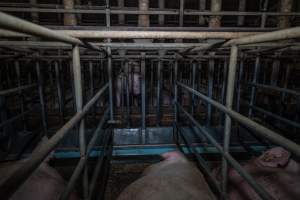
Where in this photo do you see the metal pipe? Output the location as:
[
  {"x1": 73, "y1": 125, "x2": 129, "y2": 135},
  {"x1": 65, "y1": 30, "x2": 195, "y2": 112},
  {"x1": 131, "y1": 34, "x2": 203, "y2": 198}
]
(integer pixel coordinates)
[
  {"x1": 60, "y1": 109, "x2": 109, "y2": 200},
  {"x1": 207, "y1": 53, "x2": 215, "y2": 126},
  {"x1": 248, "y1": 56, "x2": 260, "y2": 117},
  {"x1": 221, "y1": 45, "x2": 238, "y2": 199},
  {"x1": 72, "y1": 45, "x2": 88, "y2": 199},
  {"x1": 55, "y1": 61, "x2": 64, "y2": 123},
  {"x1": 35, "y1": 61, "x2": 48, "y2": 135},
  {"x1": 237, "y1": 0, "x2": 246, "y2": 26},
  {"x1": 225, "y1": 26, "x2": 300, "y2": 46},
  {"x1": 63, "y1": 0, "x2": 77, "y2": 26},
  {"x1": 0, "y1": 12, "x2": 103, "y2": 52},
  {"x1": 278, "y1": 0, "x2": 294, "y2": 28},
  {"x1": 108, "y1": 47, "x2": 114, "y2": 120},
  {"x1": 209, "y1": 0, "x2": 222, "y2": 28},
  {"x1": 177, "y1": 82, "x2": 300, "y2": 158},
  {"x1": 179, "y1": 0, "x2": 184, "y2": 27},
  {"x1": 191, "y1": 62, "x2": 196, "y2": 116},
  {"x1": 158, "y1": 0, "x2": 165, "y2": 25},
  {"x1": 0, "y1": 83, "x2": 108, "y2": 199},
  {"x1": 157, "y1": 58, "x2": 162, "y2": 126},
  {"x1": 138, "y1": 0, "x2": 149, "y2": 27},
  {"x1": 199, "y1": 0, "x2": 206, "y2": 25},
  {"x1": 118, "y1": 0, "x2": 125, "y2": 25},
  {"x1": 177, "y1": 103, "x2": 275, "y2": 200},
  {"x1": 141, "y1": 52, "x2": 146, "y2": 143},
  {"x1": 0, "y1": 84, "x2": 37, "y2": 96}
]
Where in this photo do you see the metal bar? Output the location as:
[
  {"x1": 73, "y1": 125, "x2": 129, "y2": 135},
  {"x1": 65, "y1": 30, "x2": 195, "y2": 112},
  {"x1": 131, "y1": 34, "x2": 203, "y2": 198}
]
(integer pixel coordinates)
[
  {"x1": 0, "y1": 84, "x2": 37, "y2": 96},
  {"x1": 191, "y1": 61, "x2": 196, "y2": 116},
  {"x1": 0, "y1": 12, "x2": 103, "y2": 52},
  {"x1": 225, "y1": 26, "x2": 300, "y2": 46},
  {"x1": 0, "y1": 105, "x2": 39, "y2": 128},
  {"x1": 118, "y1": 0, "x2": 125, "y2": 25},
  {"x1": 141, "y1": 52, "x2": 146, "y2": 143},
  {"x1": 260, "y1": 0, "x2": 269, "y2": 28},
  {"x1": 88, "y1": 128, "x2": 112, "y2": 200},
  {"x1": 0, "y1": 83, "x2": 108, "y2": 199},
  {"x1": 177, "y1": 102, "x2": 274, "y2": 200},
  {"x1": 63, "y1": 0, "x2": 77, "y2": 26},
  {"x1": 179, "y1": 0, "x2": 184, "y2": 27},
  {"x1": 278, "y1": 0, "x2": 294, "y2": 28},
  {"x1": 0, "y1": 29, "x2": 261, "y2": 39},
  {"x1": 236, "y1": 57, "x2": 244, "y2": 112},
  {"x1": 177, "y1": 82, "x2": 300, "y2": 158},
  {"x1": 209, "y1": 0, "x2": 222, "y2": 28},
  {"x1": 237, "y1": 0, "x2": 246, "y2": 26},
  {"x1": 35, "y1": 61, "x2": 48, "y2": 135},
  {"x1": 156, "y1": 58, "x2": 162, "y2": 126},
  {"x1": 198, "y1": 0, "x2": 206, "y2": 25},
  {"x1": 72, "y1": 45, "x2": 88, "y2": 199},
  {"x1": 158, "y1": 0, "x2": 165, "y2": 25},
  {"x1": 60, "y1": 109, "x2": 109, "y2": 200},
  {"x1": 138, "y1": 0, "x2": 149, "y2": 27},
  {"x1": 207, "y1": 54, "x2": 215, "y2": 126},
  {"x1": 108, "y1": 47, "x2": 114, "y2": 120},
  {"x1": 247, "y1": 104, "x2": 300, "y2": 129},
  {"x1": 249, "y1": 83, "x2": 300, "y2": 96},
  {"x1": 173, "y1": 59, "x2": 179, "y2": 143},
  {"x1": 221, "y1": 45, "x2": 238, "y2": 199},
  {"x1": 55, "y1": 61, "x2": 64, "y2": 123},
  {"x1": 248, "y1": 56, "x2": 260, "y2": 117}
]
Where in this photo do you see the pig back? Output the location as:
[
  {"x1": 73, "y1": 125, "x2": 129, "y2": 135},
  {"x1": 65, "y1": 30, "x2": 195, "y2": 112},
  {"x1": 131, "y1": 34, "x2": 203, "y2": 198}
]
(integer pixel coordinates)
[
  {"x1": 118, "y1": 152, "x2": 216, "y2": 200},
  {"x1": 0, "y1": 161, "x2": 79, "y2": 200}
]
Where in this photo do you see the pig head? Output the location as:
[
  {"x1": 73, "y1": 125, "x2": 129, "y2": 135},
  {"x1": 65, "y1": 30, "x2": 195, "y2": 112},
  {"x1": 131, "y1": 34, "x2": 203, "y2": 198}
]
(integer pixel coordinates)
[
  {"x1": 117, "y1": 151, "x2": 216, "y2": 200},
  {"x1": 226, "y1": 147, "x2": 300, "y2": 200}
]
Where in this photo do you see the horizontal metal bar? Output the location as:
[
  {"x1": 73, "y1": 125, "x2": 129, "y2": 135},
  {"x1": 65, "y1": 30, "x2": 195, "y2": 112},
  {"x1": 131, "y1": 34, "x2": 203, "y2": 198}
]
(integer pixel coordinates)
[
  {"x1": 0, "y1": 105, "x2": 39, "y2": 128},
  {"x1": 0, "y1": 84, "x2": 37, "y2": 96},
  {"x1": 247, "y1": 104, "x2": 300, "y2": 129},
  {"x1": 176, "y1": 103, "x2": 274, "y2": 200},
  {"x1": 0, "y1": 12, "x2": 103, "y2": 52},
  {"x1": 249, "y1": 83, "x2": 300, "y2": 96},
  {"x1": 177, "y1": 82, "x2": 300, "y2": 158},
  {"x1": 1, "y1": 7, "x2": 299, "y2": 16},
  {"x1": 225, "y1": 26, "x2": 300, "y2": 46},
  {"x1": 0, "y1": 29, "x2": 260, "y2": 39},
  {"x1": 0, "y1": 83, "x2": 109, "y2": 199}
]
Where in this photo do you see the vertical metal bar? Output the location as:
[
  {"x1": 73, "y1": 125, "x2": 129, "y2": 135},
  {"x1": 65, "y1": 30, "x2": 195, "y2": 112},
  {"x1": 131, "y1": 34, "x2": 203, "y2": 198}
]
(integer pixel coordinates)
[
  {"x1": 30, "y1": 0, "x2": 39, "y2": 23},
  {"x1": 174, "y1": 59, "x2": 179, "y2": 143},
  {"x1": 209, "y1": 0, "x2": 222, "y2": 28},
  {"x1": 138, "y1": 0, "x2": 150, "y2": 27},
  {"x1": 14, "y1": 61, "x2": 26, "y2": 131},
  {"x1": 55, "y1": 61, "x2": 64, "y2": 123},
  {"x1": 248, "y1": 56, "x2": 260, "y2": 117},
  {"x1": 108, "y1": 47, "x2": 114, "y2": 120},
  {"x1": 179, "y1": 0, "x2": 184, "y2": 27},
  {"x1": 191, "y1": 61, "x2": 196, "y2": 116},
  {"x1": 150, "y1": 60, "x2": 154, "y2": 107},
  {"x1": 221, "y1": 45, "x2": 238, "y2": 199},
  {"x1": 207, "y1": 54, "x2": 215, "y2": 127},
  {"x1": 260, "y1": 0, "x2": 269, "y2": 28},
  {"x1": 141, "y1": 52, "x2": 146, "y2": 144},
  {"x1": 125, "y1": 61, "x2": 130, "y2": 127},
  {"x1": 199, "y1": 0, "x2": 206, "y2": 25},
  {"x1": 156, "y1": 58, "x2": 162, "y2": 126},
  {"x1": 118, "y1": 0, "x2": 125, "y2": 25},
  {"x1": 236, "y1": 56, "x2": 244, "y2": 112},
  {"x1": 278, "y1": 0, "x2": 293, "y2": 28},
  {"x1": 63, "y1": 0, "x2": 77, "y2": 26},
  {"x1": 159, "y1": 0, "x2": 165, "y2": 26},
  {"x1": 88, "y1": 61, "x2": 96, "y2": 125},
  {"x1": 270, "y1": 57, "x2": 280, "y2": 86},
  {"x1": 72, "y1": 45, "x2": 88, "y2": 199},
  {"x1": 35, "y1": 60, "x2": 48, "y2": 136},
  {"x1": 237, "y1": 0, "x2": 246, "y2": 26}
]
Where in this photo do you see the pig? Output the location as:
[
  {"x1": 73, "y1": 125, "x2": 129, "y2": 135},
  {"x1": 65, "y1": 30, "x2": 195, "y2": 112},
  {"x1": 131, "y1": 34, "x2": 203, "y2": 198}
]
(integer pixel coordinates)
[
  {"x1": 215, "y1": 147, "x2": 300, "y2": 200},
  {"x1": 116, "y1": 63, "x2": 141, "y2": 107},
  {"x1": 117, "y1": 151, "x2": 216, "y2": 200},
  {"x1": 0, "y1": 138, "x2": 79, "y2": 200}
]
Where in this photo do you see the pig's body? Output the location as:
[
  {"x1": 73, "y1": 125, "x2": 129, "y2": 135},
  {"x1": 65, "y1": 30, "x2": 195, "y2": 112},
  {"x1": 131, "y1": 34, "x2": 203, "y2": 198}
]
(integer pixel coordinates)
[
  {"x1": 118, "y1": 151, "x2": 216, "y2": 200},
  {"x1": 116, "y1": 72, "x2": 141, "y2": 107},
  {"x1": 227, "y1": 147, "x2": 300, "y2": 200},
  {"x1": 0, "y1": 161, "x2": 79, "y2": 200}
]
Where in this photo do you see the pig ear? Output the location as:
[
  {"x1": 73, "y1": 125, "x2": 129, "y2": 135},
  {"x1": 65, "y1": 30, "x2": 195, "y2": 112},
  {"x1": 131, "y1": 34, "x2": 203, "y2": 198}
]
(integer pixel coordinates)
[
  {"x1": 161, "y1": 151, "x2": 183, "y2": 161},
  {"x1": 257, "y1": 147, "x2": 291, "y2": 168}
]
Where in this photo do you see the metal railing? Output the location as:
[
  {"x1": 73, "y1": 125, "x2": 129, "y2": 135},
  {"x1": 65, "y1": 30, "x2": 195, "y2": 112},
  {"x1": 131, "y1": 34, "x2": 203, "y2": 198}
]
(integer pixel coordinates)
[
  {"x1": 173, "y1": 27, "x2": 300, "y2": 199},
  {"x1": 0, "y1": 12, "x2": 112, "y2": 200}
]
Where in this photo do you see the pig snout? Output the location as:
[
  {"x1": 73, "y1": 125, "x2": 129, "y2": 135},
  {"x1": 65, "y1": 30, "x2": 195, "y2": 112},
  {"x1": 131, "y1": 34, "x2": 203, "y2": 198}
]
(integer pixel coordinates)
[
  {"x1": 227, "y1": 147, "x2": 300, "y2": 200},
  {"x1": 117, "y1": 151, "x2": 216, "y2": 200}
]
